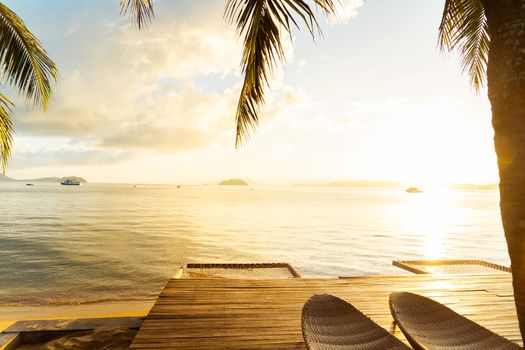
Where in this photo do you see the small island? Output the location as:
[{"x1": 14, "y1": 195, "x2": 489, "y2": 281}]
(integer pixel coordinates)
[
  {"x1": 219, "y1": 178, "x2": 249, "y2": 186},
  {"x1": 0, "y1": 174, "x2": 87, "y2": 183}
]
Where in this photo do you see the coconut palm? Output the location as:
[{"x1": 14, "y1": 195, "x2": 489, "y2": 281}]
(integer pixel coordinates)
[
  {"x1": 0, "y1": 3, "x2": 57, "y2": 173},
  {"x1": 122, "y1": 0, "x2": 525, "y2": 341},
  {"x1": 475, "y1": 0, "x2": 525, "y2": 341},
  {"x1": 422, "y1": 0, "x2": 525, "y2": 339}
]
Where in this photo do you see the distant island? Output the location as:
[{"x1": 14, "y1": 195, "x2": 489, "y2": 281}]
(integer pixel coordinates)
[
  {"x1": 0, "y1": 174, "x2": 87, "y2": 184},
  {"x1": 448, "y1": 183, "x2": 498, "y2": 190},
  {"x1": 219, "y1": 179, "x2": 248, "y2": 186},
  {"x1": 293, "y1": 180, "x2": 498, "y2": 190}
]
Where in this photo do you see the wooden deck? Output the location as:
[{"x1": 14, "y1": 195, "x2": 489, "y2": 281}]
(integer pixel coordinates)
[{"x1": 130, "y1": 273, "x2": 521, "y2": 349}]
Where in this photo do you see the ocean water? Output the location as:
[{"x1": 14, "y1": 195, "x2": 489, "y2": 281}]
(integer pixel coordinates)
[{"x1": 0, "y1": 183, "x2": 509, "y2": 306}]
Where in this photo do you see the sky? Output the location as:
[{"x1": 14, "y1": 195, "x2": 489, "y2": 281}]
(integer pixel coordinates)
[{"x1": 2, "y1": 0, "x2": 498, "y2": 185}]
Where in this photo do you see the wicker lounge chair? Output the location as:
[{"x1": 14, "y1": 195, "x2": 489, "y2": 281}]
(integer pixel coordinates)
[
  {"x1": 302, "y1": 294, "x2": 411, "y2": 350},
  {"x1": 389, "y1": 292, "x2": 521, "y2": 350}
]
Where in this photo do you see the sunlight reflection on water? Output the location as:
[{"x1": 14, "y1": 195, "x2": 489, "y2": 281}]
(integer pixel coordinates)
[
  {"x1": 399, "y1": 189, "x2": 459, "y2": 259},
  {"x1": 0, "y1": 183, "x2": 508, "y2": 305}
]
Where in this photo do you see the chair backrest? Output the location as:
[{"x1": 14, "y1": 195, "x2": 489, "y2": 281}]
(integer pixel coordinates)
[
  {"x1": 389, "y1": 292, "x2": 521, "y2": 350},
  {"x1": 302, "y1": 294, "x2": 411, "y2": 350}
]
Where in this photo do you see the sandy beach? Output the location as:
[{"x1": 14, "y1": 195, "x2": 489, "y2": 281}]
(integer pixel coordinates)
[
  {"x1": 0, "y1": 301, "x2": 153, "y2": 332},
  {"x1": 0, "y1": 302, "x2": 153, "y2": 349}
]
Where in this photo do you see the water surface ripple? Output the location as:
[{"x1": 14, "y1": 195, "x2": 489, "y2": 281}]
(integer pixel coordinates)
[{"x1": 0, "y1": 183, "x2": 508, "y2": 306}]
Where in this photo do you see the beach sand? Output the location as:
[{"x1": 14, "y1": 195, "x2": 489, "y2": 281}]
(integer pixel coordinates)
[
  {"x1": 0, "y1": 301, "x2": 153, "y2": 331},
  {"x1": 15, "y1": 328, "x2": 138, "y2": 350},
  {"x1": 0, "y1": 302, "x2": 153, "y2": 349}
]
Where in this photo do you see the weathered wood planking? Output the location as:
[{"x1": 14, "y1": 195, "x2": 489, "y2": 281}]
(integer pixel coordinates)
[{"x1": 130, "y1": 274, "x2": 520, "y2": 349}]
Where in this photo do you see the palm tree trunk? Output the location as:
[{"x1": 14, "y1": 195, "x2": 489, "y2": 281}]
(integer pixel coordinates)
[{"x1": 481, "y1": 0, "x2": 525, "y2": 341}]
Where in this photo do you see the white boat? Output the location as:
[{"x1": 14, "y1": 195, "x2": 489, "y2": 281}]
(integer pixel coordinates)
[
  {"x1": 61, "y1": 179, "x2": 81, "y2": 186},
  {"x1": 406, "y1": 187, "x2": 423, "y2": 193}
]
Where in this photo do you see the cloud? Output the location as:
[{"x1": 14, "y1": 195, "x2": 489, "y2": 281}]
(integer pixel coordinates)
[
  {"x1": 97, "y1": 84, "x2": 240, "y2": 152},
  {"x1": 9, "y1": 0, "x2": 308, "y2": 173},
  {"x1": 13, "y1": 2, "x2": 243, "y2": 151},
  {"x1": 15, "y1": 107, "x2": 106, "y2": 137},
  {"x1": 10, "y1": 147, "x2": 133, "y2": 169},
  {"x1": 101, "y1": 126, "x2": 209, "y2": 152},
  {"x1": 329, "y1": 0, "x2": 365, "y2": 25},
  {"x1": 16, "y1": 82, "x2": 240, "y2": 153}
]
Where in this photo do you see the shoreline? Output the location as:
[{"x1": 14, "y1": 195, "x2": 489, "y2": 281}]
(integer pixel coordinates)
[{"x1": 0, "y1": 301, "x2": 153, "y2": 332}]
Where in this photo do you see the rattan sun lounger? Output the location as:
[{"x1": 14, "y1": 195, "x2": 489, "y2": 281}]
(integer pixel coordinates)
[
  {"x1": 389, "y1": 292, "x2": 521, "y2": 350},
  {"x1": 302, "y1": 294, "x2": 411, "y2": 350}
]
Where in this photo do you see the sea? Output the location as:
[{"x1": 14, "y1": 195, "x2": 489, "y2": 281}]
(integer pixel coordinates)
[{"x1": 0, "y1": 183, "x2": 509, "y2": 306}]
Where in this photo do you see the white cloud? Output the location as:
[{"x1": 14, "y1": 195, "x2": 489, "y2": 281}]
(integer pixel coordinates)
[
  {"x1": 15, "y1": 3, "x2": 241, "y2": 151},
  {"x1": 329, "y1": 0, "x2": 365, "y2": 25},
  {"x1": 11, "y1": 1, "x2": 305, "y2": 168},
  {"x1": 10, "y1": 147, "x2": 133, "y2": 169}
]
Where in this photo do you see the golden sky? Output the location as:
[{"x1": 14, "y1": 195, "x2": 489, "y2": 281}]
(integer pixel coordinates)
[{"x1": 4, "y1": 0, "x2": 498, "y2": 185}]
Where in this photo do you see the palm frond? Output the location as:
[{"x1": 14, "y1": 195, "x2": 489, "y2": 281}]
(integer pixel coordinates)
[
  {"x1": 438, "y1": 0, "x2": 489, "y2": 92},
  {"x1": 225, "y1": 0, "x2": 336, "y2": 147},
  {"x1": 0, "y1": 93, "x2": 13, "y2": 174},
  {"x1": 0, "y1": 3, "x2": 57, "y2": 110},
  {"x1": 313, "y1": 0, "x2": 338, "y2": 15},
  {"x1": 120, "y1": 0, "x2": 155, "y2": 29}
]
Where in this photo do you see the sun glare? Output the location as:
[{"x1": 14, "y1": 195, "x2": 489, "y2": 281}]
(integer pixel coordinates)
[{"x1": 402, "y1": 188, "x2": 457, "y2": 260}]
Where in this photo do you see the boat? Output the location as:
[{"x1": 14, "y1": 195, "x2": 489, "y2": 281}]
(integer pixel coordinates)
[
  {"x1": 406, "y1": 187, "x2": 423, "y2": 193},
  {"x1": 26, "y1": 183, "x2": 34, "y2": 186},
  {"x1": 61, "y1": 179, "x2": 81, "y2": 186}
]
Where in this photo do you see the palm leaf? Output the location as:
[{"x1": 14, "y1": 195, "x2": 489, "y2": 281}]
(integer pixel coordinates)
[
  {"x1": 0, "y1": 3, "x2": 57, "y2": 109},
  {"x1": 225, "y1": 0, "x2": 336, "y2": 147},
  {"x1": 0, "y1": 93, "x2": 13, "y2": 173},
  {"x1": 438, "y1": 0, "x2": 489, "y2": 92},
  {"x1": 120, "y1": 0, "x2": 155, "y2": 29},
  {"x1": 314, "y1": 0, "x2": 338, "y2": 15},
  {"x1": 0, "y1": 3, "x2": 57, "y2": 172}
]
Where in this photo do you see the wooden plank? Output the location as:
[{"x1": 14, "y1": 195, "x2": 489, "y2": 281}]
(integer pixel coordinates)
[{"x1": 130, "y1": 274, "x2": 522, "y2": 349}]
